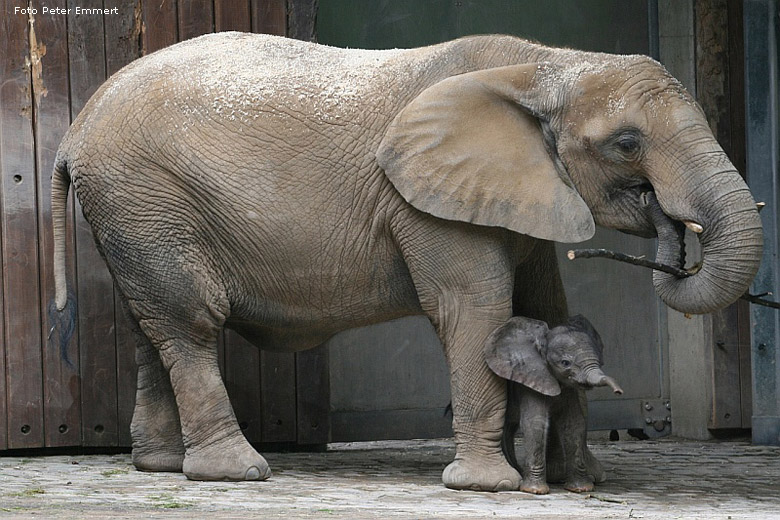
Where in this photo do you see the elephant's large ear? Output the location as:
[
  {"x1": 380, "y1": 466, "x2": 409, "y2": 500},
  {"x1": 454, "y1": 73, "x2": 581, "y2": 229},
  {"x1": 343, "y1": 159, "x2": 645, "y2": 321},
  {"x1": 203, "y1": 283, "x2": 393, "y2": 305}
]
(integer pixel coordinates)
[
  {"x1": 484, "y1": 316, "x2": 561, "y2": 396},
  {"x1": 377, "y1": 63, "x2": 594, "y2": 243}
]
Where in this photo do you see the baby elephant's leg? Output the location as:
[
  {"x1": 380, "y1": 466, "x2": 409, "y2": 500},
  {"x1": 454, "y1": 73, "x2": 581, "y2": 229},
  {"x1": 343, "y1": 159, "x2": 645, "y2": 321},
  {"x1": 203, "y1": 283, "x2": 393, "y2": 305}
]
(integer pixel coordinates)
[{"x1": 519, "y1": 393, "x2": 551, "y2": 494}]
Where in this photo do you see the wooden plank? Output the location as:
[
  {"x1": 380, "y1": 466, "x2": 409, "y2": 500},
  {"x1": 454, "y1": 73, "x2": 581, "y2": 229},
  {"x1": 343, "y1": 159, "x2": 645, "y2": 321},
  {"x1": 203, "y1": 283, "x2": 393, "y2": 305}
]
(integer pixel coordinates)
[
  {"x1": 695, "y1": 0, "x2": 752, "y2": 431},
  {"x1": 215, "y1": 0, "x2": 251, "y2": 32},
  {"x1": 104, "y1": 0, "x2": 143, "y2": 76},
  {"x1": 0, "y1": 137, "x2": 5, "y2": 452},
  {"x1": 251, "y1": 0, "x2": 286, "y2": 35},
  {"x1": 104, "y1": 0, "x2": 143, "y2": 447},
  {"x1": 29, "y1": 0, "x2": 83, "y2": 448},
  {"x1": 0, "y1": 6, "x2": 45, "y2": 449},
  {"x1": 68, "y1": 0, "x2": 119, "y2": 447},
  {"x1": 142, "y1": 0, "x2": 178, "y2": 53},
  {"x1": 287, "y1": 0, "x2": 317, "y2": 41},
  {"x1": 296, "y1": 346, "x2": 329, "y2": 445},
  {"x1": 115, "y1": 298, "x2": 136, "y2": 447},
  {"x1": 178, "y1": 0, "x2": 214, "y2": 41},
  {"x1": 738, "y1": 299, "x2": 753, "y2": 427},
  {"x1": 224, "y1": 331, "x2": 262, "y2": 444},
  {"x1": 260, "y1": 351, "x2": 296, "y2": 442}
]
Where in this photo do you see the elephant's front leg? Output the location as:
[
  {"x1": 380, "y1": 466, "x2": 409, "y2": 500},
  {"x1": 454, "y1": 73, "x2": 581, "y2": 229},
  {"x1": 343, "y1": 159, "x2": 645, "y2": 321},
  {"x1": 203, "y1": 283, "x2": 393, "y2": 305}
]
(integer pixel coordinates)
[
  {"x1": 394, "y1": 218, "x2": 520, "y2": 491},
  {"x1": 439, "y1": 305, "x2": 521, "y2": 491}
]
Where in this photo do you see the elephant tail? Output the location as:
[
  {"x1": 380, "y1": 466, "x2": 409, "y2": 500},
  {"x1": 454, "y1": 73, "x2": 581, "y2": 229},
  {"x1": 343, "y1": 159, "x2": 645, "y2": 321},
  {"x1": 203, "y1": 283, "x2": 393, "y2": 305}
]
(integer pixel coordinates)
[
  {"x1": 52, "y1": 154, "x2": 71, "y2": 312},
  {"x1": 49, "y1": 154, "x2": 77, "y2": 367}
]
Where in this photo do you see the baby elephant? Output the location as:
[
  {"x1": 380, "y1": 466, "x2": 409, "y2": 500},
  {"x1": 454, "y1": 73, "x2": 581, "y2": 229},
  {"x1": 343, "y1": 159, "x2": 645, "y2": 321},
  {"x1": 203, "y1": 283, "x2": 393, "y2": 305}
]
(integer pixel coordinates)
[{"x1": 485, "y1": 315, "x2": 623, "y2": 494}]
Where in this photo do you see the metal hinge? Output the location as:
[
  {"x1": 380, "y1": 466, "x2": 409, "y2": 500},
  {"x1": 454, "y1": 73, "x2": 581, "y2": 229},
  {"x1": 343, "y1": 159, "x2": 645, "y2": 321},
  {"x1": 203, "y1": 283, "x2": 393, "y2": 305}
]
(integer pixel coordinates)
[{"x1": 641, "y1": 399, "x2": 672, "y2": 438}]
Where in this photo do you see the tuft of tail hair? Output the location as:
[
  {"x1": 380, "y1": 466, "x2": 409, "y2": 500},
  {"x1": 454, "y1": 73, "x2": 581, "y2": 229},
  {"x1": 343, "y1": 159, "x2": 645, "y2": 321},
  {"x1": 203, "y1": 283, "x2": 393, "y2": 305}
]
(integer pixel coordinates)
[{"x1": 47, "y1": 290, "x2": 77, "y2": 368}]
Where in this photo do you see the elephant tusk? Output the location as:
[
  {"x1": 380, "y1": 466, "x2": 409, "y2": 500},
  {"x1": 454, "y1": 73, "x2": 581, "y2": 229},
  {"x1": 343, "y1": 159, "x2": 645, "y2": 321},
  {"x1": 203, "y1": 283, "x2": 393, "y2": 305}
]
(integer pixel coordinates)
[
  {"x1": 683, "y1": 220, "x2": 703, "y2": 234},
  {"x1": 757, "y1": 202, "x2": 766, "y2": 213}
]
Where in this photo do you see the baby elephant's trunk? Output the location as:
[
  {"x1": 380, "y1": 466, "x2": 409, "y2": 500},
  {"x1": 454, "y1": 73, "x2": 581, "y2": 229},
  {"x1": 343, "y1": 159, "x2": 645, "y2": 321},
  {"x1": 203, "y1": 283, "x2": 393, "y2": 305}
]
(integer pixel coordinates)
[{"x1": 586, "y1": 370, "x2": 624, "y2": 395}]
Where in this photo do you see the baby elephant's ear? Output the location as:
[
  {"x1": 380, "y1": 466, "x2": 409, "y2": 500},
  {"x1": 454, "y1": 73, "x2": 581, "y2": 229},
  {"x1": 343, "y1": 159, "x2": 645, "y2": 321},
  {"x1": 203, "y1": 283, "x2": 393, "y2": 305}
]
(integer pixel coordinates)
[{"x1": 484, "y1": 317, "x2": 561, "y2": 396}]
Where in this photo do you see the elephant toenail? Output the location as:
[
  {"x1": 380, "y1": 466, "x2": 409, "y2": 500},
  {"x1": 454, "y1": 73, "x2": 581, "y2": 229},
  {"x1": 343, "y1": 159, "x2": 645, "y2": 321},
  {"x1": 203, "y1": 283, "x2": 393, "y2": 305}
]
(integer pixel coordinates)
[{"x1": 245, "y1": 467, "x2": 262, "y2": 480}]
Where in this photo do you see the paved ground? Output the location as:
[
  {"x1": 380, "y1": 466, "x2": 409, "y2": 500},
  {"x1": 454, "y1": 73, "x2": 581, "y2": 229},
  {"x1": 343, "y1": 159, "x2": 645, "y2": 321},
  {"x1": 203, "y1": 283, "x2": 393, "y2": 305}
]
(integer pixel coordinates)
[{"x1": 1, "y1": 436, "x2": 779, "y2": 519}]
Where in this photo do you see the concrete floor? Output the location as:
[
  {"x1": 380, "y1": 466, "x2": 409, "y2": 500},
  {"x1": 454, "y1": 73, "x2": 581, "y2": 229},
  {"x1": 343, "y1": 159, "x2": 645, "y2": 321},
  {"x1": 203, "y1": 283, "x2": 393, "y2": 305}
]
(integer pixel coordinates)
[{"x1": 1, "y1": 436, "x2": 779, "y2": 519}]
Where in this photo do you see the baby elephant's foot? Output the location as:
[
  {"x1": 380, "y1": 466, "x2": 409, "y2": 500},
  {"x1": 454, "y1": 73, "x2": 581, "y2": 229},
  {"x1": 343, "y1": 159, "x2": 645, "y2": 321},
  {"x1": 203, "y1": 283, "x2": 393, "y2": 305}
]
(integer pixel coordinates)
[
  {"x1": 564, "y1": 477, "x2": 594, "y2": 493},
  {"x1": 442, "y1": 454, "x2": 521, "y2": 491},
  {"x1": 183, "y1": 438, "x2": 271, "y2": 481},
  {"x1": 520, "y1": 478, "x2": 550, "y2": 495}
]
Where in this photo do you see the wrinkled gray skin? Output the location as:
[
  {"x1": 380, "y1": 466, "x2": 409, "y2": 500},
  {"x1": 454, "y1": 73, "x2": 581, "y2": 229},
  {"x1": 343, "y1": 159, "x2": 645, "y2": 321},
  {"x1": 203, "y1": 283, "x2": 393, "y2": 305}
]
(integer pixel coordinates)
[
  {"x1": 51, "y1": 33, "x2": 763, "y2": 490},
  {"x1": 485, "y1": 315, "x2": 623, "y2": 494}
]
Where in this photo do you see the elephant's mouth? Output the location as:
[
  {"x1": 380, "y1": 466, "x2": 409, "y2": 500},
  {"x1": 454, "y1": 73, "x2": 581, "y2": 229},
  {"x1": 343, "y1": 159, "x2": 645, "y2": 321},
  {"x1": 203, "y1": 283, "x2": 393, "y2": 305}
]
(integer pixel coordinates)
[{"x1": 639, "y1": 191, "x2": 689, "y2": 273}]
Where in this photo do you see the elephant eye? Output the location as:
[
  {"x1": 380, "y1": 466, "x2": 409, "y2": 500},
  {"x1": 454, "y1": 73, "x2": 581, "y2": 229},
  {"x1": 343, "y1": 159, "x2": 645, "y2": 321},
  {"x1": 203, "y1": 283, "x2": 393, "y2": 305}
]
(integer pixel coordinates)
[
  {"x1": 614, "y1": 130, "x2": 642, "y2": 157},
  {"x1": 560, "y1": 359, "x2": 572, "y2": 369}
]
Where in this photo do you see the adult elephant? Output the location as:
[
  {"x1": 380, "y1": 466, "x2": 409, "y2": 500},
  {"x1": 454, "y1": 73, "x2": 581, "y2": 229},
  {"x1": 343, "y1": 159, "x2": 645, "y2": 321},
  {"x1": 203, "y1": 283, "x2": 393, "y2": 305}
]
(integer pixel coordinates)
[{"x1": 51, "y1": 33, "x2": 763, "y2": 490}]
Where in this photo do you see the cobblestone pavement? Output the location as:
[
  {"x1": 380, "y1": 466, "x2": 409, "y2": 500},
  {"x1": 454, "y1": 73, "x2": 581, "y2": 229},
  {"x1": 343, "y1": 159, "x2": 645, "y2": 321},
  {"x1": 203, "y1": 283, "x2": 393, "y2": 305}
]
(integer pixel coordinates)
[{"x1": 1, "y1": 436, "x2": 779, "y2": 519}]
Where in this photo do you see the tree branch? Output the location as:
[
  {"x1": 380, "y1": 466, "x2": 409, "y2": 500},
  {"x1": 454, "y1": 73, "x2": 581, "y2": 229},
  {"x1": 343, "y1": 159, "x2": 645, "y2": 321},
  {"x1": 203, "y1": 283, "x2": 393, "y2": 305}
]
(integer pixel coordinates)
[{"x1": 567, "y1": 248, "x2": 780, "y2": 310}]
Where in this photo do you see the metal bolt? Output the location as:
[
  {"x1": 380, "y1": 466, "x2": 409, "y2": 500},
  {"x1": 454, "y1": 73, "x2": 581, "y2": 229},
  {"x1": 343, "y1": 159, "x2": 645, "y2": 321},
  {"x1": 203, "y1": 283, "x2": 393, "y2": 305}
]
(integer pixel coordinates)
[
  {"x1": 666, "y1": 416, "x2": 672, "y2": 423},
  {"x1": 758, "y1": 343, "x2": 767, "y2": 351},
  {"x1": 644, "y1": 403, "x2": 654, "y2": 411},
  {"x1": 665, "y1": 402, "x2": 671, "y2": 410},
  {"x1": 645, "y1": 417, "x2": 653, "y2": 425}
]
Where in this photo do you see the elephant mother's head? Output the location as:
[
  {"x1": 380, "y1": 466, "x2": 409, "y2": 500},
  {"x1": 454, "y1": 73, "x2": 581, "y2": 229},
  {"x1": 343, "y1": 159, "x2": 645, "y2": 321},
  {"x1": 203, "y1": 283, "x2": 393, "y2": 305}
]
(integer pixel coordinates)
[{"x1": 377, "y1": 56, "x2": 763, "y2": 315}]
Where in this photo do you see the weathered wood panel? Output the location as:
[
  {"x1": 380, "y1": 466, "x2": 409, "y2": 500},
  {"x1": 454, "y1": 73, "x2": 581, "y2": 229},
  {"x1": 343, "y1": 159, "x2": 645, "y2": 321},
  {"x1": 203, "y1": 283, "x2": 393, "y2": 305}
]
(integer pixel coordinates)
[
  {"x1": 695, "y1": 0, "x2": 752, "y2": 431},
  {"x1": 1, "y1": 4, "x2": 47, "y2": 449},
  {"x1": 1, "y1": 5, "x2": 45, "y2": 449},
  {"x1": 252, "y1": 0, "x2": 286, "y2": 35},
  {"x1": 104, "y1": 0, "x2": 144, "y2": 447},
  {"x1": 0, "y1": 0, "x2": 329, "y2": 452},
  {"x1": 178, "y1": 0, "x2": 214, "y2": 40},
  {"x1": 288, "y1": 0, "x2": 318, "y2": 41},
  {"x1": 142, "y1": 0, "x2": 178, "y2": 53},
  {"x1": 296, "y1": 346, "x2": 330, "y2": 444},
  {"x1": 216, "y1": 0, "x2": 252, "y2": 32},
  {"x1": 68, "y1": 0, "x2": 120, "y2": 447},
  {"x1": 260, "y1": 351, "x2": 297, "y2": 442},
  {"x1": 224, "y1": 335, "x2": 263, "y2": 444},
  {"x1": 31, "y1": 0, "x2": 83, "y2": 448}
]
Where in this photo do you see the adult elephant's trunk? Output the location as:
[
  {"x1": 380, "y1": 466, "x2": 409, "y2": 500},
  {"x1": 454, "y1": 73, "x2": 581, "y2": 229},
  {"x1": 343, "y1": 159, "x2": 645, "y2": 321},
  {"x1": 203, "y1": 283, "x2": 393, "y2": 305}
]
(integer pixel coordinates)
[{"x1": 643, "y1": 172, "x2": 764, "y2": 315}]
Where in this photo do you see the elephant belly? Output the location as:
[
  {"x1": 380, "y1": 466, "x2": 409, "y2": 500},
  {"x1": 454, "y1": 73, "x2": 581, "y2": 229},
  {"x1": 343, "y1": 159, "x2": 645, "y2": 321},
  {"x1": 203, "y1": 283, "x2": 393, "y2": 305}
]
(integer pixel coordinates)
[{"x1": 223, "y1": 241, "x2": 423, "y2": 352}]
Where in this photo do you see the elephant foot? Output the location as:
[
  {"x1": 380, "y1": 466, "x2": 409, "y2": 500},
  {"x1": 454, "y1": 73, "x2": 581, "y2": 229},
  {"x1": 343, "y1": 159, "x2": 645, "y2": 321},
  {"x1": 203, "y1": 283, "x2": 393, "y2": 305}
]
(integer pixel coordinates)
[
  {"x1": 442, "y1": 455, "x2": 520, "y2": 491},
  {"x1": 131, "y1": 427, "x2": 185, "y2": 473},
  {"x1": 132, "y1": 447, "x2": 185, "y2": 473},
  {"x1": 564, "y1": 477, "x2": 594, "y2": 493},
  {"x1": 520, "y1": 479, "x2": 550, "y2": 495},
  {"x1": 586, "y1": 450, "x2": 607, "y2": 483},
  {"x1": 183, "y1": 438, "x2": 271, "y2": 481}
]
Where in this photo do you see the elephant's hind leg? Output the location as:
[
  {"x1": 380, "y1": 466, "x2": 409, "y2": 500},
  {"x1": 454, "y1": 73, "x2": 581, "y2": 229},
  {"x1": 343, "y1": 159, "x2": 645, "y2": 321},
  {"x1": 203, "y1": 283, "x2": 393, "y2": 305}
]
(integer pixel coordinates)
[
  {"x1": 115, "y1": 255, "x2": 270, "y2": 481},
  {"x1": 144, "y1": 304, "x2": 270, "y2": 482},
  {"x1": 124, "y1": 303, "x2": 185, "y2": 472}
]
